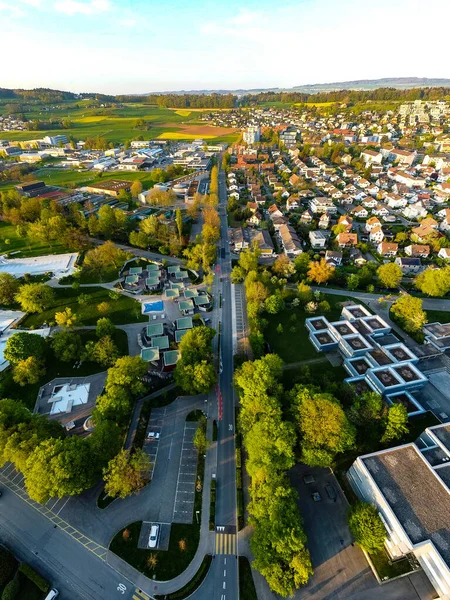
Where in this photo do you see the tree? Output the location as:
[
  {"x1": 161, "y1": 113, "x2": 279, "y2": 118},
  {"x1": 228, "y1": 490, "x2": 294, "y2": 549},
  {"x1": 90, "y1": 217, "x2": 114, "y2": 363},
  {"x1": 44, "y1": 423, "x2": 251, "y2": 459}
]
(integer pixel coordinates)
[
  {"x1": 175, "y1": 208, "x2": 183, "y2": 240},
  {"x1": 97, "y1": 301, "x2": 110, "y2": 315},
  {"x1": 307, "y1": 259, "x2": 335, "y2": 284},
  {"x1": 106, "y1": 355, "x2": 147, "y2": 396},
  {"x1": 272, "y1": 254, "x2": 295, "y2": 278},
  {"x1": 24, "y1": 437, "x2": 96, "y2": 503},
  {"x1": 2, "y1": 574, "x2": 20, "y2": 600},
  {"x1": 347, "y1": 273, "x2": 359, "y2": 291},
  {"x1": 0, "y1": 273, "x2": 20, "y2": 306},
  {"x1": 95, "y1": 386, "x2": 131, "y2": 423},
  {"x1": 348, "y1": 502, "x2": 386, "y2": 552},
  {"x1": 239, "y1": 244, "x2": 260, "y2": 273},
  {"x1": 174, "y1": 326, "x2": 217, "y2": 393},
  {"x1": 377, "y1": 262, "x2": 402, "y2": 289},
  {"x1": 13, "y1": 356, "x2": 45, "y2": 386},
  {"x1": 381, "y1": 404, "x2": 408, "y2": 444},
  {"x1": 294, "y1": 253, "x2": 310, "y2": 277},
  {"x1": 415, "y1": 266, "x2": 450, "y2": 297},
  {"x1": 294, "y1": 386, "x2": 355, "y2": 466},
  {"x1": 83, "y1": 241, "x2": 128, "y2": 277},
  {"x1": 55, "y1": 307, "x2": 77, "y2": 329},
  {"x1": 88, "y1": 420, "x2": 123, "y2": 466},
  {"x1": 130, "y1": 180, "x2": 143, "y2": 198},
  {"x1": 264, "y1": 295, "x2": 285, "y2": 314},
  {"x1": 96, "y1": 317, "x2": 116, "y2": 338},
  {"x1": 391, "y1": 295, "x2": 427, "y2": 333},
  {"x1": 103, "y1": 449, "x2": 151, "y2": 499},
  {"x1": 91, "y1": 335, "x2": 119, "y2": 367},
  {"x1": 0, "y1": 547, "x2": 16, "y2": 586},
  {"x1": 297, "y1": 281, "x2": 312, "y2": 304},
  {"x1": 193, "y1": 415, "x2": 209, "y2": 455},
  {"x1": 231, "y1": 265, "x2": 246, "y2": 283},
  {"x1": 15, "y1": 283, "x2": 54, "y2": 313},
  {"x1": 4, "y1": 332, "x2": 47, "y2": 365},
  {"x1": 51, "y1": 331, "x2": 82, "y2": 362}
]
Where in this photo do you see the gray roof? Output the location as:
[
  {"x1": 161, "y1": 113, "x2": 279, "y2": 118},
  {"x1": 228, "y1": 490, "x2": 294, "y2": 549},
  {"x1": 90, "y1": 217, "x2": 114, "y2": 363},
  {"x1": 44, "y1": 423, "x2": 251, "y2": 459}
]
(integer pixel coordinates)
[
  {"x1": 432, "y1": 424, "x2": 450, "y2": 453},
  {"x1": 363, "y1": 445, "x2": 450, "y2": 566}
]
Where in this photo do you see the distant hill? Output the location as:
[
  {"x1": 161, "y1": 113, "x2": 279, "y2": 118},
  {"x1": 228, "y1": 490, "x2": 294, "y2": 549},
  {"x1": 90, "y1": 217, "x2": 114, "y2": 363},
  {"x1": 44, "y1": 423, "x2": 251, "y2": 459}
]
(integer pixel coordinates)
[{"x1": 290, "y1": 77, "x2": 450, "y2": 93}]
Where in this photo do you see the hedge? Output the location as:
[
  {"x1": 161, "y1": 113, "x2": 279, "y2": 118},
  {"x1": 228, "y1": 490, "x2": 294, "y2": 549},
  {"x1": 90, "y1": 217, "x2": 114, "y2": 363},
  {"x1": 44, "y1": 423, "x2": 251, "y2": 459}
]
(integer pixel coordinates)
[{"x1": 18, "y1": 563, "x2": 50, "y2": 593}]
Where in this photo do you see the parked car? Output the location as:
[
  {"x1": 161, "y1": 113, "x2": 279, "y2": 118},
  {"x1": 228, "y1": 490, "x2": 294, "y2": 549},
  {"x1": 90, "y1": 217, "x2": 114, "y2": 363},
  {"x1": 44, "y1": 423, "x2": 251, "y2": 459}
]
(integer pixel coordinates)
[
  {"x1": 148, "y1": 524, "x2": 160, "y2": 549},
  {"x1": 303, "y1": 474, "x2": 315, "y2": 485},
  {"x1": 325, "y1": 483, "x2": 337, "y2": 502},
  {"x1": 311, "y1": 491, "x2": 322, "y2": 502},
  {"x1": 148, "y1": 432, "x2": 160, "y2": 440},
  {"x1": 44, "y1": 590, "x2": 59, "y2": 600}
]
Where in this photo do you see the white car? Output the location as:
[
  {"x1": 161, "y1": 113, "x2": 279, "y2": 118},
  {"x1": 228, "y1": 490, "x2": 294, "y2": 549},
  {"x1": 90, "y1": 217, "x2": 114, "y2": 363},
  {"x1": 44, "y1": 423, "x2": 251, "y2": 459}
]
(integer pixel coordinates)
[
  {"x1": 147, "y1": 432, "x2": 160, "y2": 440},
  {"x1": 148, "y1": 524, "x2": 160, "y2": 548}
]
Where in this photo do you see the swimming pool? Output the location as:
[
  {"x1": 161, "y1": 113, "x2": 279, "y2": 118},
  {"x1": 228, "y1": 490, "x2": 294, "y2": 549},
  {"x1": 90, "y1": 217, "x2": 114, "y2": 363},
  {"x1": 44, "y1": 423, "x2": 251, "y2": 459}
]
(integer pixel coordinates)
[{"x1": 142, "y1": 301, "x2": 164, "y2": 314}]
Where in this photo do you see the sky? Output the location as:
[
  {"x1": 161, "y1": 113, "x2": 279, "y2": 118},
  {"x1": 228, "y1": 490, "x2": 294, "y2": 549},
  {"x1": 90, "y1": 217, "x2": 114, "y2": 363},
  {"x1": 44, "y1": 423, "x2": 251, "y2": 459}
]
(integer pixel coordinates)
[{"x1": 1, "y1": 0, "x2": 450, "y2": 94}]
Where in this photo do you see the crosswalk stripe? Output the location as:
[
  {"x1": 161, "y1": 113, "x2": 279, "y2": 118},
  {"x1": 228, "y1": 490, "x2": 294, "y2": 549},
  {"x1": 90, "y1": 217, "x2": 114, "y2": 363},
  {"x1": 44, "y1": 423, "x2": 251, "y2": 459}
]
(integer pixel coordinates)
[{"x1": 215, "y1": 533, "x2": 236, "y2": 555}]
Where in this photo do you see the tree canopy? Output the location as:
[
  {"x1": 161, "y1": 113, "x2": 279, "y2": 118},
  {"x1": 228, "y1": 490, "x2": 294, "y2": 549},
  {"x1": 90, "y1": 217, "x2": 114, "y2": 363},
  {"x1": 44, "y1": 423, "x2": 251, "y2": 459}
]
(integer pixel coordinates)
[
  {"x1": 103, "y1": 449, "x2": 151, "y2": 499},
  {"x1": 377, "y1": 263, "x2": 402, "y2": 289},
  {"x1": 15, "y1": 282, "x2": 54, "y2": 313},
  {"x1": 348, "y1": 502, "x2": 386, "y2": 552}
]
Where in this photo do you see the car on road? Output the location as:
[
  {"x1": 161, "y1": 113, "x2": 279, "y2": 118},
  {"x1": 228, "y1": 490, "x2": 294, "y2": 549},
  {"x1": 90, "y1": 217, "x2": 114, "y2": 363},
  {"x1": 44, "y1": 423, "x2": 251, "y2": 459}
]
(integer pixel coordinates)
[
  {"x1": 303, "y1": 474, "x2": 315, "y2": 485},
  {"x1": 325, "y1": 483, "x2": 337, "y2": 502},
  {"x1": 147, "y1": 432, "x2": 160, "y2": 440},
  {"x1": 44, "y1": 590, "x2": 59, "y2": 600},
  {"x1": 149, "y1": 524, "x2": 160, "y2": 548},
  {"x1": 311, "y1": 491, "x2": 322, "y2": 502}
]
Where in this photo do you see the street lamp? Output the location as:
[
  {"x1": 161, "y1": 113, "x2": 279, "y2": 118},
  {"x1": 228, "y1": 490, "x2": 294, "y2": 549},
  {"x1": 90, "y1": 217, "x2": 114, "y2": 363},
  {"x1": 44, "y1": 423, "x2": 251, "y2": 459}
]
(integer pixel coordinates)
[{"x1": 195, "y1": 510, "x2": 200, "y2": 524}]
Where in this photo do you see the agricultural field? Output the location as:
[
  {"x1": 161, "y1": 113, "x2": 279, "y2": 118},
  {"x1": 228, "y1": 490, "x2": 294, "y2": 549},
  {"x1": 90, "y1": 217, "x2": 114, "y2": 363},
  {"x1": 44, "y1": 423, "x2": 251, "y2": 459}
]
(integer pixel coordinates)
[{"x1": 2, "y1": 103, "x2": 240, "y2": 145}]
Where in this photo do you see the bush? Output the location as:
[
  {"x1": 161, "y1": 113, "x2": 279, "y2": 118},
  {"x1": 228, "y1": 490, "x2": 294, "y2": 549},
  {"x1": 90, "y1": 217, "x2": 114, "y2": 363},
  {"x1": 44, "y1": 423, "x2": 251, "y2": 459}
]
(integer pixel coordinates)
[
  {"x1": 1, "y1": 574, "x2": 20, "y2": 600},
  {"x1": 18, "y1": 563, "x2": 50, "y2": 593},
  {"x1": 348, "y1": 502, "x2": 386, "y2": 553},
  {"x1": 0, "y1": 547, "x2": 17, "y2": 586}
]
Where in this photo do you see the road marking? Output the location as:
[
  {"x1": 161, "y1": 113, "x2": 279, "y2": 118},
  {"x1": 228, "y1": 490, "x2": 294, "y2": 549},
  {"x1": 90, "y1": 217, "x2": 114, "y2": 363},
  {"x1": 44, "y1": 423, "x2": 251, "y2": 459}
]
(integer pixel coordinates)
[
  {"x1": 133, "y1": 590, "x2": 149, "y2": 600},
  {"x1": 215, "y1": 533, "x2": 236, "y2": 555},
  {"x1": 223, "y1": 581, "x2": 226, "y2": 589}
]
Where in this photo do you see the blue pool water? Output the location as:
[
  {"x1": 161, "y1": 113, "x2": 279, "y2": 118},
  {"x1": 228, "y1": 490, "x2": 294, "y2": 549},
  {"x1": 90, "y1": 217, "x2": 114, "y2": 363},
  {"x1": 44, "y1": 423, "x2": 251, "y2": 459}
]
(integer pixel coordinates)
[{"x1": 142, "y1": 301, "x2": 164, "y2": 313}]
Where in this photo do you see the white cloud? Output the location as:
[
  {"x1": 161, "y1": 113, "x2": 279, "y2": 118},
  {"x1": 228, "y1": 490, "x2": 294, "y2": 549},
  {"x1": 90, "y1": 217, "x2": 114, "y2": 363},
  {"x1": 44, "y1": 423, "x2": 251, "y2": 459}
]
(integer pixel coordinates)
[
  {"x1": 0, "y1": 2, "x2": 25, "y2": 17},
  {"x1": 119, "y1": 18, "x2": 136, "y2": 27},
  {"x1": 53, "y1": 0, "x2": 110, "y2": 16}
]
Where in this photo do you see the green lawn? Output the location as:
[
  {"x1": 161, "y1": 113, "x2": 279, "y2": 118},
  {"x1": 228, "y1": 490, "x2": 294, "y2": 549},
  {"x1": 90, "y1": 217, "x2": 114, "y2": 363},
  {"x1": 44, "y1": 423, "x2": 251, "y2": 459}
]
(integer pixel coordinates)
[
  {"x1": 239, "y1": 557, "x2": 258, "y2": 600},
  {"x1": 0, "y1": 221, "x2": 72, "y2": 258},
  {"x1": 20, "y1": 286, "x2": 146, "y2": 328},
  {"x1": 424, "y1": 309, "x2": 450, "y2": 324},
  {"x1": 265, "y1": 293, "x2": 359, "y2": 363},
  {"x1": 368, "y1": 548, "x2": 414, "y2": 580},
  {"x1": 109, "y1": 521, "x2": 200, "y2": 581},
  {"x1": 0, "y1": 328, "x2": 128, "y2": 410}
]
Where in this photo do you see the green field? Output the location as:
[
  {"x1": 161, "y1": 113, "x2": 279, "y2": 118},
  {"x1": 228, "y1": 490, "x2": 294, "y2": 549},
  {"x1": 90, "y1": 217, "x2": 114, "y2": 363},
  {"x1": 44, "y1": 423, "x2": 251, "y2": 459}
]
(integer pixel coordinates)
[
  {"x1": 21, "y1": 286, "x2": 146, "y2": 328},
  {"x1": 1, "y1": 103, "x2": 239, "y2": 145},
  {"x1": 0, "y1": 221, "x2": 72, "y2": 258}
]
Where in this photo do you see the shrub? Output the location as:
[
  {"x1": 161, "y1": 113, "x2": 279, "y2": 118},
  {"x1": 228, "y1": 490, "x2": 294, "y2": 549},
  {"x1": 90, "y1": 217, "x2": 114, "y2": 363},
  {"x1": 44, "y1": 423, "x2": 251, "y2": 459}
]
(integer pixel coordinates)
[{"x1": 1, "y1": 574, "x2": 20, "y2": 600}]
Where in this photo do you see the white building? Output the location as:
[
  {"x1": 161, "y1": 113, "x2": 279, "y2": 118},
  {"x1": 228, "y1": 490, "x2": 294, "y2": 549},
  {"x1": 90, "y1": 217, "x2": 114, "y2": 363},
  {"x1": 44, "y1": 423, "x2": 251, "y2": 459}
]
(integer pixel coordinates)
[
  {"x1": 348, "y1": 423, "x2": 450, "y2": 600},
  {"x1": 243, "y1": 126, "x2": 261, "y2": 145}
]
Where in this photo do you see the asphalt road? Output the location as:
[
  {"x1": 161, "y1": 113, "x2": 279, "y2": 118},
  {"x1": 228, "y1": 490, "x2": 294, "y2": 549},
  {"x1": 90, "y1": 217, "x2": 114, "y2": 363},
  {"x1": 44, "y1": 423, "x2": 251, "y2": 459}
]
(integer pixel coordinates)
[
  {"x1": 210, "y1": 160, "x2": 239, "y2": 600},
  {"x1": 0, "y1": 486, "x2": 138, "y2": 600}
]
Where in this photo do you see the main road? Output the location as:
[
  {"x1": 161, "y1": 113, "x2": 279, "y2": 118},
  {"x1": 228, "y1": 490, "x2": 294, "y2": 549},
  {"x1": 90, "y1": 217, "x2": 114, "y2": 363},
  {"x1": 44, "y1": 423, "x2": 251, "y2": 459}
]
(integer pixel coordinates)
[{"x1": 209, "y1": 160, "x2": 239, "y2": 600}]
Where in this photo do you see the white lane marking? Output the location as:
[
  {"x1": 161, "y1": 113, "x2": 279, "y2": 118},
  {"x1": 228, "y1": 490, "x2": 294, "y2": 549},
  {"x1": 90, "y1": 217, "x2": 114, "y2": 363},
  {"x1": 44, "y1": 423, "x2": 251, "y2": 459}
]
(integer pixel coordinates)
[
  {"x1": 223, "y1": 569, "x2": 226, "y2": 576},
  {"x1": 223, "y1": 581, "x2": 226, "y2": 589}
]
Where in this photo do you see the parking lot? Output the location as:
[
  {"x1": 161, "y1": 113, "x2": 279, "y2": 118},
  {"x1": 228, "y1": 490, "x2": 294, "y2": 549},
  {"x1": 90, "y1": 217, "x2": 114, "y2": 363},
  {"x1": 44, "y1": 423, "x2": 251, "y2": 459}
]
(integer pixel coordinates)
[
  {"x1": 172, "y1": 421, "x2": 198, "y2": 524},
  {"x1": 0, "y1": 462, "x2": 71, "y2": 516},
  {"x1": 143, "y1": 406, "x2": 166, "y2": 477},
  {"x1": 138, "y1": 521, "x2": 171, "y2": 551}
]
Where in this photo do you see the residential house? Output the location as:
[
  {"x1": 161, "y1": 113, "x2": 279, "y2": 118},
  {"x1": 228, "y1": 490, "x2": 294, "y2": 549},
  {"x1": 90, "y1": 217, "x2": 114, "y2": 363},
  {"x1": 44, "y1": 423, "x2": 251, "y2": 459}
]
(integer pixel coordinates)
[
  {"x1": 362, "y1": 197, "x2": 377, "y2": 209},
  {"x1": 350, "y1": 205, "x2": 369, "y2": 219},
  {"x1": 318, "y1": 214, "x2": 330, "y2": 229},
  {"x1": 361, "y1": 149, "x2": 383, "y2": 164},
  {"x1": 309, "y1": 230, "x2": 329, "y2": 250},
  {"x1": 337, "y1": 232, "x2": 358, "y2": 248},
  {"x1": 369, "y1": 226, "x2": 385, "y2": 244},
  {"x1": 349, "y1": 248, "x2": 367, "y2": 267},
  {"x1": 247, "y1": 211, "x2": 262, "y2": 226},
  {"x1": 309, "y1": 196, "x2": 337, "y2": 215},
  {"x1": 338, "y1": 215, "x2": 353, "y2": 231},
  {"x1": 229, "y1": 227, "x2": 249, "y2": 251},
  {"x1": 377, "y1": 242, "x2": 399, "y2": 257},
  {"x1": 438, "y1": 248, "x2": 450, "y2": 260},
  {"x1": 412, "y1": 218, "x2": 439, "y2": 242},
  {"x1": 365, "y1": 216, "x2": 382, "y2": 232},
  {"x1": 403, "y1": 201, "x2": 427, "y2": 220},
  {"x1": 325, "y1": 250, "x2": 343, "y2": 267},
  {"x1": 268, "y1": 204, "x2": 283, "y2": 219},
  {"x1": 373, "y1": 204, "x2": 390, "y2": 217},
  {"x1": 286, "y1": 197, "x2": 299, "y2": 211},
  {"x1": 278, "y1": 224, "x2": 303, "y2": 257},
  {"x1": 405, "y1": 245, "x2": 430, "y2": 258},
  {"x1": 246, "y1": 202, "x2": 258, "y2": 213},
  {"x1": 248, "y1": 229, "x2": 275, "y2": 256},
  {"x1": 389, "y1": 148, "x2": 417, "y2": 166},
  {"x1": 395, "y1": 257, "x2": 424, "y2": 275},
  {"x1": 439, "y1": 208, "x2": 450, "y2": 232},
  {"x1": 300, "y1": 210, "x2": 313, "y2": 224},
  {"x1": 386, "y1": 193, "x2": 408, "y2": 209}
]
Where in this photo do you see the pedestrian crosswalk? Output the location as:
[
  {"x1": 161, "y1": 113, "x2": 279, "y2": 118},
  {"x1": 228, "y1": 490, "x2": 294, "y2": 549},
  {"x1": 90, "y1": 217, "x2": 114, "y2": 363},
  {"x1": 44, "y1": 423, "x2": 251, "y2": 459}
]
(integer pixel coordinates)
[
  {"x1": 133, "y1": 590, "x2": 150, "y2": 600},
  {"x1": 215, "y1": 533, "x2": 236, "y2": 555}
]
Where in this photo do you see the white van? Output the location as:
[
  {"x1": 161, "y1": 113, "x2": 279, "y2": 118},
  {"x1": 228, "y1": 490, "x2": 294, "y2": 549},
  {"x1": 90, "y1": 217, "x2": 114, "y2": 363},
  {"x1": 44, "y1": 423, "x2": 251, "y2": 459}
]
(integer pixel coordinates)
[{"x1": 44, "y1": 589, "x2": 59, "y2": 600}]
